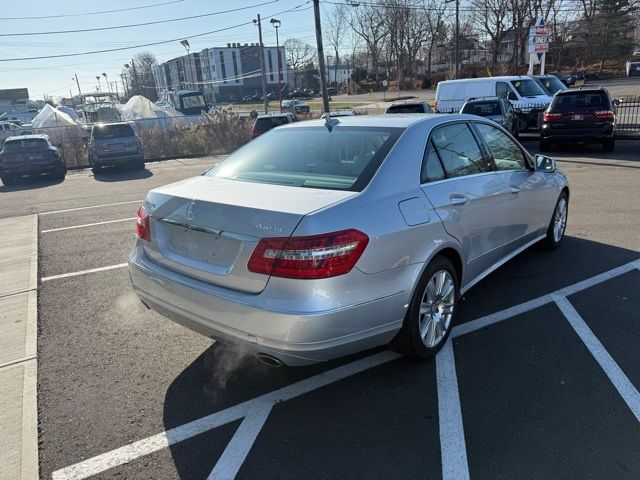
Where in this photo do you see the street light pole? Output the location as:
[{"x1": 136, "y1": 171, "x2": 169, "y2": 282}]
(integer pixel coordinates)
[
  {"x1": 313, "y1": 0, "x2": 330, "y2": 114},
  {"x1": 180, "y1": 39, "x2": 197, "y2": 91},
  {"x1": 270, "y1": 18, "x2": 282, "y2": 113},
  {"x1": 73, "y1": 74, "x2": 82, "y2": 95},
  {"x1": 253, "y1": 14, "x2": 268, "y2": 114},
  {"x1": 96, "y1": 76, "x2": 102, "y2": 92}
]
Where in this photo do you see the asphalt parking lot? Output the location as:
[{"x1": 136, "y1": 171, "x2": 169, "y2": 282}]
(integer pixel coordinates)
[{"x1": 1, "y1": 141, "x2": 639, "y2": 480}]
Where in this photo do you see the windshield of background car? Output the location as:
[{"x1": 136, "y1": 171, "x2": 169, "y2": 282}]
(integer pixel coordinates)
[
  {"x1": 387, "y1": 104, "x2": 425, "y2": 113},
  {"x1": 206, "y1": 126, "x2": 403, "y2": 191},
  {"x1": 550, "y1": 91, "x2": 611, "y2": 111},
  {"x1": 253, "y1": 116, "x2": 290, "y2": 133},
  {"x1": 93, "y1": 124, "x2": 135, "y2": 139},
  {"x1": 510, "y1": 79, "x2": 546, "y2": 97},
  {"x1": 461, "y1": 101, "x2": 501, "y2": 116},
  {"x1": 182, "y1": 95, "x2": 206, "y2": 108},
  {"x1": 537, "y1": 76, "x2": 567, "y2": 94},
  {"x1": 2, "y1": 139, "x2": 48, "y2": 152}
]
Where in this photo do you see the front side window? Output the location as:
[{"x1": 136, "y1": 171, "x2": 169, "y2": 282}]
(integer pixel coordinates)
[
  {"x1": 207, "y1": 126, "x2": 403, "y2": 191},
  {"x1": 495, "y1": 82, "x2": 510, "y2": 99},
  {"x1": 461, "y1": 101, "x2": 501, "y2": 116},
  {"x1": 430, "y1": 123, "x2": 489, "y2": 178},
  {"x1": 475, "y1": 123, "x2": 527, "y2": 171}
]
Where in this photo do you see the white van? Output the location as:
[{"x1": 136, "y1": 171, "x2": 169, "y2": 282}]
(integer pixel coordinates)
[{"x1": 435, "y1": 76, "x2": 553, "y2": 113}]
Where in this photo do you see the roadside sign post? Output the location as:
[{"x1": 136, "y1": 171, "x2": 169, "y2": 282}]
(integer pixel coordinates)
[{"x1": 527, "y1": 17, "x2": 548, "y2": 75}]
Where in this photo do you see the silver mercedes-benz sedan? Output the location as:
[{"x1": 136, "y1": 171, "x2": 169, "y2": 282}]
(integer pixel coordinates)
[{"x1": 129, "y1": 114, "x2": 568, "y2": 366}]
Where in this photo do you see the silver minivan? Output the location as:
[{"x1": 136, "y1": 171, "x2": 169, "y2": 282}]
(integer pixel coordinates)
[{"x1": 89, "y1": 122, "x2": 144, "y2": 173}]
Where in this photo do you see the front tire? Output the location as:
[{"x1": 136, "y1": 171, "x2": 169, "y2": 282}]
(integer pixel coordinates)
[
  {"x1": 392, "y1": 256, "x2": 459, "y2": 360},
  {"x1": 543, "y1": 192, "x2": 568, "y2": 249}
]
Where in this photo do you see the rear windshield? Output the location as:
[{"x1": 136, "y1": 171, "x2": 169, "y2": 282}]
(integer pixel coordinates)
[
  {"x1": 387, "y1": 104, "x2": 426, "y2": 114},
  {"x1": 550, "y1": 92, "x2": 610, "y2": 111},
  {"x1": 206, "y1": 126, "x2": 403, "y2": 191},
  {"x1": 535, "y1": 76, "x2": 566, "y2": 94},
  {"x1": 253, "y1": 116, "x2": 290, "y2": 133},
  {"x1": 2, "y1": 139, "x2": 48, "y2": 152},
  {"x1": 461, "y1": 101, "x2": 501, "y2": 116},
  {"x1": 510, "y1": 79, "x2": 546, "y2": 97},
  {"x1": 93, "y1": 124, "x2": 135, "y2": 139},
  {"x1": 182, "y1": 95, "x2": 205, "y2": 108}
]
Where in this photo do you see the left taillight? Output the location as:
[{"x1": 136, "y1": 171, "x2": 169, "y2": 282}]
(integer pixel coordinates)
[
  {"x1": 135, "y1": 206, "x2": 151, "y2": 242},
  {"x1": 247, "y1": 229, "x2": 369, "y2": 279}
]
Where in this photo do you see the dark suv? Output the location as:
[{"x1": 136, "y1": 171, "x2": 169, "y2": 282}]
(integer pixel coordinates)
[
  {"x1": 0, "y1": 134, "x2": 66, "y2": 185},
  {"x1": 89, "y1": 122, "x2": 144, "y2": 173},
  {"x1": 385, "y1": 101, "x2": 433, "y2": 114},
  {"x1": 540, "y1": 87, "x2": 616, "y2": 152}
]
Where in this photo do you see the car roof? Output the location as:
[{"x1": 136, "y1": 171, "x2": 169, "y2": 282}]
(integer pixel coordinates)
[
  {"x1": 5, "y1": 134, "x2": 49, "y2": 141},
  {"x1": 389, "y1": 101, "x2": 428, "y2": 106},
  {"x1": 555, "y1": 87, "x2": 607, "y2": 95},
  {"x1": 93, "y1": 121, "x2": 132, "y2": 127},
  {"x1": 277, "y1": 114, "x2": 478, "y2": 130},
  {"x1": 257, "y1": 113, "x2": 292, "y2": 118},
  {"x1": 438, "y1": 75, "x2": 533, "y2": 85},
  {"x1": 464, "y1": 97, "x2": 503, "y2": 103}
]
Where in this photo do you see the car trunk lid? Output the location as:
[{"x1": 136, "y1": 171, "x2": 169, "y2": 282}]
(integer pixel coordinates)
[{"x1": 143, "y1": 175, "x2": 356, "y2": 293}]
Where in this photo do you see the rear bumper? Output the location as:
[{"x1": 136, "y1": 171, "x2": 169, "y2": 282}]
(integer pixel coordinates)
[
  {"x1": 94, "y1": 152, "x2": 143, "y2": 166},
  {"x1": 1, "y1": 159, "x2": 62, "y2": 175},
  {"x1": 541, "y1": 123, "x2": 614, "y2": 141},
  {"x1": 128, "y1": 243, "x2": 412, "y2": 366}
]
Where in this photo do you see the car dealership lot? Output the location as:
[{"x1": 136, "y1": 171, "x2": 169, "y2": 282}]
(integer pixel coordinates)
[{"x1": 1, "y1": 144, "x2": 639, "y2": 479}]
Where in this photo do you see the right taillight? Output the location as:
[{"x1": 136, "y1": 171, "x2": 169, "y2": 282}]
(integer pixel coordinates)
[
  {"x1": 543, "y1": 112, "x2": 562, "y2": 121},
  {"x1": 593, "y1": 110, "x2": 614, "y2": 119},
  {"x1": 247, "y1": 229, "x2": 369, "y2": 279},
  {"x1": 135, "y1": 206, "x2": 151, "y2": 242}
]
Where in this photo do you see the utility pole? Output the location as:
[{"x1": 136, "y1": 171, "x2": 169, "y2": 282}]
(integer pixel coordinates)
[
  {"x1": 131, "y1": 60, "x2": 140, "y2": 96},
  {"x1": 313, "y1": 0, "x2": 330, "y2": 114},
  {"x1": 455, "y1": 0, "x2": 460, "y2": 79},
  {"x1": 254, "y1": 14, "x2": 268, "y2": 114},
  {"x1": 73, "y1": 73, "x2": 82, "y2": 95}
]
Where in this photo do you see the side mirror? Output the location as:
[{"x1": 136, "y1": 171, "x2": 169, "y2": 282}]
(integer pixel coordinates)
[
  {"x1": 534, "y1": 154, "x2": 556, "y2": 172},
  {"x1": 612, "y1": 98, "x2": 620, "y2": 107}
]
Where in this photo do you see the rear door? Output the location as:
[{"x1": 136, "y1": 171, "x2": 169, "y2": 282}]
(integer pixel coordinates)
[
  {"x1": 473, "y1": 122, "x2": 552, "y2": 250},
  {"x1": 420, "y1": 122, "x2": 510, "y2": 281}
]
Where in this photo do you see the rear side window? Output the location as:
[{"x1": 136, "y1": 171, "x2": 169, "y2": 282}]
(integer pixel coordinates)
[
  {"x1": 253, "y1": 116, "x2": 289, "y2": 133},
  {"x1": 207, "y1": 126, "x2": 402, "y2": 191},
  {"x1": 550, "y1": 92, "x2": 610, "y2": 111},
  {"x1": 93, "y1": 124, "x2": 135, "y2": 139},
  {"x1": 475, "y1": 123, "x2": 527, "y2": 170},
  {"x1": 2, "y1": 139, "x2": 48, "y2": 152},
  {"x1": 430, "y1": 123, "x2": 489, "y2": 178},
  {"x1": 421, "y1": 141, "x2": 446, "y2": 183},
  {"x1": 461, "y1": 102, "x2": 501, "y2": 116}
]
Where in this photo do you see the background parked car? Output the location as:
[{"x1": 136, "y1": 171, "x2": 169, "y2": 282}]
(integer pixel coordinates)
[
  {"x1": 282, "y1": 99, "x2": 310, "y2": 114},
  {"x1": 385, "y1": 101, "x2": 433, "y2": 114},
  {"x1": 460, "y1": 97, "x2": 518, "y2": 136},
  {"x1": 0, "y1": 134, "x2": 66, "y2": 185},
  {"x1": 89, "y1": 122, "x2": 145, "y2": 173},
  {"x1": 540, "y1": 87, "x2": 616, "y2": 152},
  {"x1": 251, "y1": 113, "x2": 295, "y2": 138},
  {"x1": 560, "y1": 71, "x2": 588, "y2": 86}
]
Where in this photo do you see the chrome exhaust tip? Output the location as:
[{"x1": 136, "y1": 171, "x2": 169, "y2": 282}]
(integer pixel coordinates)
[{"x1": 257, "y1": 353, "x2": 284, "y2": 368}]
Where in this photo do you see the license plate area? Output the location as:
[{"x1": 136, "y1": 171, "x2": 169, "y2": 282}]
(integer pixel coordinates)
[
  {"x1": 164, "y1": 223, "x2": 241, "y2": 270},
  {"x1": 571, "y1": 114, "x2": 583, "y2": 121}
]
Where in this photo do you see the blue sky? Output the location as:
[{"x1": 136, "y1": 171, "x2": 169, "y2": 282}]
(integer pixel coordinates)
[{"x1": 0, "y1": 0, "x2": 323, "y2": 99}]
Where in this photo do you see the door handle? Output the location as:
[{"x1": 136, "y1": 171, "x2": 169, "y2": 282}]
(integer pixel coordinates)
[
  {"x1": 510, "y1": 186, "x2": 521, "y2": 194},
  {"x1": 450, "y1": 194, "x2": 469, "y2": 206}
]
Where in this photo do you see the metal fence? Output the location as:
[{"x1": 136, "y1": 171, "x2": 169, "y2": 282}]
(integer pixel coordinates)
[{"x1": 616, "y1": 96, "x2": 640, "y2": 133}]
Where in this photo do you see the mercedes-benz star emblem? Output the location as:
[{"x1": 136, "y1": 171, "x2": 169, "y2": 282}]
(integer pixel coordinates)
[{"x1": 185, "y1": 202, "x2": 198, "y2": 220}]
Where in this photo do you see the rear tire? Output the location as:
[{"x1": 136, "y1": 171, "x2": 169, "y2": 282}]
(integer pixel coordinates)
[
  {"x1": 602, "y1": 138, "x2": 615, "y2": 152},
  {"x1": 0, "y1": 174, "x2": 14, "y2": 186},
  {"x1": 539, "y1": 138, "x2": 550, "y2": 152},
  {"x1": 391, "y1": 256, "x2": 459, "y2": 360},
  {"x1": 543, "y1": 191, "x2": 568, "y2": 249}
]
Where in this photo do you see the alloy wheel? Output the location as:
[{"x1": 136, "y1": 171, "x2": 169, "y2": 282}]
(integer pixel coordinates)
[{"x1": 419, "y1": 270, "x2": 455, "y2": 348}]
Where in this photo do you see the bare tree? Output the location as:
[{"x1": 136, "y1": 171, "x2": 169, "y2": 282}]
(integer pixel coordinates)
[
  {"x1": 472, "y1": 0, "x2": 511, "y2": 69},
  {"x1": 324, "y1": 4, "x2": 348, "y2": 84},
  {"x1": 283, "y1": 38, "x2": 316, "y2": 89},
  {"x1": 346, "y1": 2, "x2": 388, "y2": 84}
]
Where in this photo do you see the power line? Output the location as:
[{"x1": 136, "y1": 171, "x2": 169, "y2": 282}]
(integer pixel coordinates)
[
  {"x1": 0, "y1": 1, "x2": 312, "y2": 62},
  {"x1": 0, "y1": 1, "x2": 279, "y2": 37},
  {"x1": 0, "y1": 0, "x2": 185, "y2": 21}
]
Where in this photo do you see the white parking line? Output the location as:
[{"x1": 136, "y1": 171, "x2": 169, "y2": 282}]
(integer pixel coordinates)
[
  {"x1": 41, "y1": 218, "x2": 136, "y2": 234},
  {"x1": 39, "y1": 200, "x2": 142, "y2": 216},
  {"x1": 208, "y1": 403, "x2": 273, "y2": 480},
  {"x1": 52, "y1": 259, "x2": 640, "y2": 480},
  {"x1": 553, "y1": 295, "x2": 640, "y2": 423},
  {"x1": 436, "y1": 340, "x2": 470, "y2": 480},
  {"x1": 41, "y1": 263, "x2": 128, "y2": 282}
]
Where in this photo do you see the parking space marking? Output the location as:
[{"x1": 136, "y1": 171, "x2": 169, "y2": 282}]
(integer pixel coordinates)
[
  {"x1": 41, "y1": 263, "x2": 128, "y2": 282},
  {"x1": 553, "y1": 295, "x2": 640, "y2": 423},
  {"x1": 41, "y1": 218, "x2": 136, "y2": 234},
  {"x1": 51, "y1": 350, "x2": 401, "y2": 480},
  {"x1": 436, "y1": 340, "x2": 470, "y2": 480},
  {"x1": 39, "y1": 200, "x2": 143, "y2": 216},
  {"x1": 208, "y1": 403, "x2": 273, "y2": 480},
  {"x1": 51, "y1": 259, "x2": 640, "y2": 480}
]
